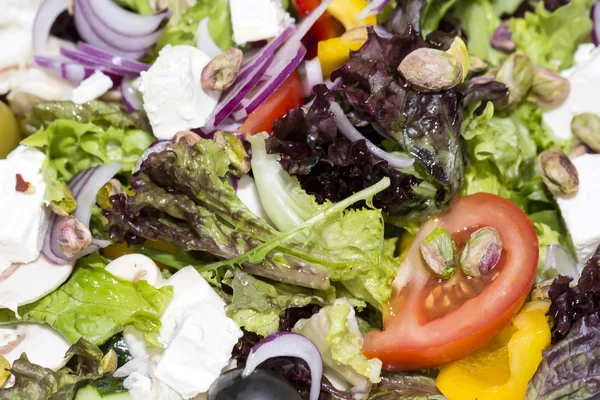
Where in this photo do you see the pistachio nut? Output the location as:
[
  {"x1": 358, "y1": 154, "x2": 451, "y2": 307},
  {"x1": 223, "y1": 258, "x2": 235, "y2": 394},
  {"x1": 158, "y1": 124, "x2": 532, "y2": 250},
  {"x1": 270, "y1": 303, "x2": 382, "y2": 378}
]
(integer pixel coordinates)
[
  {"x1": 96, "y1": 179, "x2": 126, "y2": 210},
  {"x1": 569, "y1": 143, "x2": 590, "y2": 159},
  {"x1": 57, "y1": 216, "x2": 93, "y2": 258},
  {"x1": 537, "y1": 149, "x2": 579, "y2": 196},
  {"x1": 571, "y1": 112, "x2": 600, "y2": 153},
  {"x1": 100, "y1": 350, "x2": 119, "y2": 374},
  {"x1": 495, "y1": 52, "x2": 534, "y2": 109},
  {"x1": 213, "y1": 131, "x2": 250, "y2": 177},
  {"x1": 490, "y1": 21, "x2": 515, "y2": 53},
  {"x1": 446, "y1": 37, "x2": 470, "y2": 82},
  {"x1": 174, "y1": 130, "x2": 202, "y2": 146},
  {"x1": 459, "y1": 227, "x2": 503, "y2": 278},
  {"x1": 468, "y1": 55, "x2": 488, "y2": 74},
  {"x1": 201, "y1": 48, "x2": 244, "y2": 91},
  {"x1": 420, "y1": 226, "x2": 457, "y2": 279},
  {"x1": 530, "y1": 66, "x2": 570, "y2": 110},
  {"x1": 398, "y1": 48, "x2": 463, "y2": 92},
  {"x1": 531, "y1": 279, "x2": 554, "y2": 301}
]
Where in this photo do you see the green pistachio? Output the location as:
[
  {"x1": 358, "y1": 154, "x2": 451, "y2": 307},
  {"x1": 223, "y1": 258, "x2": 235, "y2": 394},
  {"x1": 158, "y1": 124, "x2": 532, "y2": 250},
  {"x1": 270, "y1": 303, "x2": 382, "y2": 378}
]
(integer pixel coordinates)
[
  {"x1": 213, "y1": 131, "x2": 250, "y2": 177},
  {"x1": 96, "y1": 179, "x2": 126, "y2": 210},
  {"x1": 57, "y1": 216, "x2": 93, "y2": 258},
  {"x1": 459, "y1": 227, "x2": 503, "y2": 278},
  {"x1": 495, "y1": 52, "x2": 534, "y2": 109},
  {"x1": 398, "y1": 48, "x2": 463, "y2": 92},
  {"x1": 420, "y1": 226, "x2": 457, "y2": 279},
  {"x1": 174, "y1": 130, "x2": 201, "y2": 146},
  {"x1": 530, "y1": 66, "x2": 570, "y2": 110},
  {"x1": 571, "y1": 112, "x2": 600, "y2": 153},
  {"x1": 446, "y1": 37, "x2": 470, "y2": 82},
  {"x1": 100, "y1": 350, "x2": 118, "y2": 374},
  {"x1": 531, "y1": 279, "x2": 554, "y2": 301},
  {"x1": 537, "y1": 149, "x2": 579, "y2": 196},
  {"x1": 201, "y1": 48, "x2": 244, "y2": 91}
]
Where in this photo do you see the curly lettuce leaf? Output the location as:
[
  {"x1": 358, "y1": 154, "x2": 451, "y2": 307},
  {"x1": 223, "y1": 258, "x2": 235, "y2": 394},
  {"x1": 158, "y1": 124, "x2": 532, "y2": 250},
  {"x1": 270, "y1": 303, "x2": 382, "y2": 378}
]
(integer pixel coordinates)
[
  {"x1": 0, "y1": 267, "x2": 172, "y2": 347},
  {"x1": 0, "y1": 339, "x2": 113, "y2": 400},
  {"x1": 527, "y1": 315, "x2": 600, "y2": 400},
  {"x1": 369, "y1": 371, "x2": 445, "y2": 400},
  {"x1": 293, "y1": 299, "x2": 382, "y2": 388},
  {"x1": 22, "y1": 101, "x2": 153, "y2": 205},
  {"x1": 509, "y1": 0, "x2": 595, "y2": 71},
  {"x1": 149, "y1": 0, "x2": 233, "y2": 62},
  {"x1": 226, "y1": 271, "x2": 334, "y2": 337}
]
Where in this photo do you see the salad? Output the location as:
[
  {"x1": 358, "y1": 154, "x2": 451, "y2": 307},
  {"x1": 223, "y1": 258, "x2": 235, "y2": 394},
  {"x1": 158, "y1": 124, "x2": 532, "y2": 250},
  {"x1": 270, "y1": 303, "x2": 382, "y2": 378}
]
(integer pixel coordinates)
[{"x1": 1, "y1": 0, "x2": 600, "y2": 398}]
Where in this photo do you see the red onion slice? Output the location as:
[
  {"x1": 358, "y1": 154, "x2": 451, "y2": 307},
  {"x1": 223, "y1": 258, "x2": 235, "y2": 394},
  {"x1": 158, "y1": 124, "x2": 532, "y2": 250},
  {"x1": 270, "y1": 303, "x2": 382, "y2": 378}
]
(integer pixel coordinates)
[
  {"x1": 196, "y1": 17, "x2": 223, "y2": 59},
  {"x1": 73, "y1": 0, "x2": 149, "y2": 60},
  {"x1": 42, "y1": 162, "x2": 122, "y2": 264},
  {"x1": 244, "y1": 44, "x2": 307, "y2": 115},
  {"x1": 77, "y1": 43, "x2": 150, "y2": 73},
  {"x1": 277, "y1": 0, "x2": 333, "y2": 58},
  {"x1": 356, "y1": 0, "x2": 393, "y2": 20},
  {"x1": 60, "y1": 47, "x2": 141, "y2": 77},
  {"x1": 243, "y1": 332, "x2": 322, "y2": 400},
  {"x1": 329, "y1": 102, "x2": 415, "y2": 169},
  {"x1": 85, "y1": 0, "x2": 169, "y2": 37},
  {"x1": 32, "y1": 55, "x2": 123, "y2": 85},
  {"x1": 78, "y1": 0, "x2": 164, "y2": 52},
  {"x1": 299, "y1": 58, "x2": 324, "y2": 97},
  {"x1": 236, "y1": 26, "x2": 294, "y2": 84},
  {"x1": 205, "y1": 54, "x2": 274, "y2": 130},
  {"x1": 121, "y1": 77, "x2": 142, "y2": 113},
  {"x1": 32, "y1": 0, "x2": 68, "y2": 54}
]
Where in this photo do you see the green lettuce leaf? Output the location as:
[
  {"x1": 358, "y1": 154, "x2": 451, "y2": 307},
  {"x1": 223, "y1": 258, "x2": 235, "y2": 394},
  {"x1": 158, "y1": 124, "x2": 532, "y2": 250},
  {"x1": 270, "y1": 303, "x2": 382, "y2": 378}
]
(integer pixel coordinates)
[
  {"x1": 293, "y1": 299, "x2": 382, "y2": 388},
  {"x1": 509, "y1": 0, "x2": 595, "y2": 71},
  {"x1": 534, "y1": 222, "x2": 562, "y2": 282},
  {"x1": 149, "y1": 0, "x2": 233, "y2": 62},
  {"x1": 0, "y1": 339, "x2": 115, "y2": 400},
  {"x1": 22, "y1": 101, "x2": 153, "y2": 205},
  {"x1": 226, "y1": 271, "x2": 334, "y2": 336},
  {"x1": 368, "y1": 371, "x2": 446, "y2": 400},
  {"x1": 0, "y1": 267, "x2": 173, "y2": 346},
  {"x1": 113, "y1": 0, "x2": 154, "y2": 15}
]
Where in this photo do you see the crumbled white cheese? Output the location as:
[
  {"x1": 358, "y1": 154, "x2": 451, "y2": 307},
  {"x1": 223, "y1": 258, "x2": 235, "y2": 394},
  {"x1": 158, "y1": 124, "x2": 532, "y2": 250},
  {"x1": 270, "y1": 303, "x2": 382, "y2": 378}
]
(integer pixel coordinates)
[
  {"x1": 229, "y1": 0, "x2": 293, "y2": 45},
  {"x1": 543, "y1": 44, "x2": 600, "y2": 139},
  {"x1": 155, "y1": 305, "x2": 243, "y2": 398},
  {"x1": 0, "y1": 146, "x2": 50, "y2": 271},
  {"x1": 557, "y1": 154, "x2": 600, "y2": 263},
  {"x1": 72, "y1": 70, "x2": 113, "y2": 104},
  {"x1": 139, "y1": 45, "x2": 220, "y2": 140}
]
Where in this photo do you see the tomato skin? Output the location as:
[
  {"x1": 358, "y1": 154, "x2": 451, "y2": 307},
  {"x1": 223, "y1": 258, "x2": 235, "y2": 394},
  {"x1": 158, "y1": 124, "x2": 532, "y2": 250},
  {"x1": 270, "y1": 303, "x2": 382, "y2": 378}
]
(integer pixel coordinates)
[
  {"x1": 239, "y1": 71, "x2": 304, "y2": 135},
  {"x1": 292, "y1": 0, "x2": 340, "y2": 58},
  {"x1": 363, "y1": 193, "x2": 539, "y2": 371}
]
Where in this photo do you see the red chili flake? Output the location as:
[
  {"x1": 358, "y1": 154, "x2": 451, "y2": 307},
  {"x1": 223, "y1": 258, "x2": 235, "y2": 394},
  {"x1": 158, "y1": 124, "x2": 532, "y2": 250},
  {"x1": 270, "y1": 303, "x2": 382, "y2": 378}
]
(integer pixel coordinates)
[{"x1": 15, "y1": 174, "x2": 31, "y2": 193}]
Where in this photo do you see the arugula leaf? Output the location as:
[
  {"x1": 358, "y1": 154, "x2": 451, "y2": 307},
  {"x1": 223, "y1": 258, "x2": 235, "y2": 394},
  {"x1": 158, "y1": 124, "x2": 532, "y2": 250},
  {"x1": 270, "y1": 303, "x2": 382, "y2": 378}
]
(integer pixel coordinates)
[
  {"x1": 0, "y1": 267, "x2": 172, "y2": 346},
  {"x1": 509, "y1": 0, "x2": 595, "y2": 71}
]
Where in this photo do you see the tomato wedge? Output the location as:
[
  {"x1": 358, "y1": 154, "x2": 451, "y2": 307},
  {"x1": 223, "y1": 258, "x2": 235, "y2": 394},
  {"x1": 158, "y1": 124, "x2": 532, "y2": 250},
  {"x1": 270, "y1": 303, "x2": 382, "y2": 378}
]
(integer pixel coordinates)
[
  {"x1": 239, "y1": 71, "x2": 304, "y2": 135},
  {"x1": 362, "y1": 193, "x2": 539, "y2": 371}
]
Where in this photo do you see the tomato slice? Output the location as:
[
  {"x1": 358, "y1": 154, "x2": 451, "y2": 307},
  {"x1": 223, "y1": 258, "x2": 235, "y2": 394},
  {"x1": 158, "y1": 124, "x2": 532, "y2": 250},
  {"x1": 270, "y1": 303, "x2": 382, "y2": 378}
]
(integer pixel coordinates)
[
  {"x1": 292, "y1": 0, "x2": 341, "y2": 58},
  {"x1": 362, "y1": 193, "x2": 539, "y2": 371},
  {"x1": 239, "y1": 71, "x2": 304, "y2": 135}
]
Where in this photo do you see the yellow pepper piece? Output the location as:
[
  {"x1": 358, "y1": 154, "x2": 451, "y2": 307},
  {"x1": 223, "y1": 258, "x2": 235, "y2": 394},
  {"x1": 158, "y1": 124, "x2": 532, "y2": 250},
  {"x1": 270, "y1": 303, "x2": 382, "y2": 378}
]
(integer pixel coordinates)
[
  {"x1": 327, "y1": 0, "x2": 377, "y2": 31},
  {"x1": 436, "y1": 302, "x2": 551, "y2": 400},
  {"x1": 318, "y1": 37, "x2": 364, "y2": 77}
]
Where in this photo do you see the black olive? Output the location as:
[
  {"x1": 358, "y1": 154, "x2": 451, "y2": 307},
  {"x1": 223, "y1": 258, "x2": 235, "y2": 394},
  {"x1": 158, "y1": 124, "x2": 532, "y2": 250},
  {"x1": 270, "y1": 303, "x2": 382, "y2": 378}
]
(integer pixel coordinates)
[{"x1": 208, "y1": 368, "x2": 302, "y2": 400}]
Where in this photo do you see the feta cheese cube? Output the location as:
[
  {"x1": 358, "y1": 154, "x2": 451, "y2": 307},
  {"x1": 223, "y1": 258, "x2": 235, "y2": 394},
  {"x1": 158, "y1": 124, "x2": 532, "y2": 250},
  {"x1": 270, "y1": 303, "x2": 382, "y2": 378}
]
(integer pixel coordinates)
[
  {"x1": 557, "y1": 154, "x2": 600, "y2": 263},
  {"x1": 140, "y1": 45, "x2": 220, "y2": 140},
  {"x1": 72, "y1": 70, "x2": 113, "y2": 104},
  {"x1": 0, "y1": 146, "x2": 50, "y2": 272},
  {"x1": 229, "y1": 0, "x2": 293, "y2": 45},
  {"x1": 155, "y1": 305, "x2": 242, "y2": 398}
]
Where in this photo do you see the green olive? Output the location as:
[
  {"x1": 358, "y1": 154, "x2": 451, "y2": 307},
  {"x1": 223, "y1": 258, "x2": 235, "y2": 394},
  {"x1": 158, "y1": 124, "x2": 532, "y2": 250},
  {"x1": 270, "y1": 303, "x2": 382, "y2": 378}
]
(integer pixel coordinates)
[{"x1": 0, "y1": 102, "x2": 22, "y2": 159}]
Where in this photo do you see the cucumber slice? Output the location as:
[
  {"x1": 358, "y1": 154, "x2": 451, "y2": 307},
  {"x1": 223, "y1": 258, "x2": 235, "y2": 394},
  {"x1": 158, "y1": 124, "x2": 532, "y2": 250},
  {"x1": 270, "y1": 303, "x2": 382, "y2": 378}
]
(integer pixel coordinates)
[{"x1": 75, "y1": 378, "x2": 131, "y2": 400}]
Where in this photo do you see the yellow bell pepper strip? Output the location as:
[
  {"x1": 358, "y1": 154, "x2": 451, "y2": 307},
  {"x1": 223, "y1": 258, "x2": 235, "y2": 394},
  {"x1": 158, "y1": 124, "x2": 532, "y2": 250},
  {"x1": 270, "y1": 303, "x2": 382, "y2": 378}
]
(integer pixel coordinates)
[
  {"x1": 327, "y1": 0, "x2": 377, "y2": 31},
  {"x1": 318, "y1": 37, "x2": 364, "y2": 77},
  {"x1": 436, "y1": 301, "x2": 551, "y2": 400}
]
